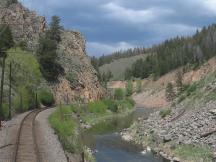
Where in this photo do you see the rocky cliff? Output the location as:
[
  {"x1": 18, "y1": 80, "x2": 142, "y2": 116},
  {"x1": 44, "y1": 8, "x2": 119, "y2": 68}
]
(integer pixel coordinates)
[
  {"x1": 0, "y1": 1, "x2": 105, "y2": 103},
  {"x1": 0, "y1": 1, "x2": 45, "y2": 49},
  {"x1": 52, "y1": 30, "x2": 105, "y2": 103}
]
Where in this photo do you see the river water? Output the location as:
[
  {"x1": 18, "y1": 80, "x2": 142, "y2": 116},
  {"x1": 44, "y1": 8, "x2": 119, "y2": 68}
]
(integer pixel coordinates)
[{"x1": 83, "y1": 108, "x2": 166, "y2": 162}]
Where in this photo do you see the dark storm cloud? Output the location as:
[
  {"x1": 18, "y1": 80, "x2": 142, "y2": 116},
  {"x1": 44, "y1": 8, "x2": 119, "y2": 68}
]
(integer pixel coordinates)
[{"x1": 20, "y1": 0, "x2": 216, "y2": 56}]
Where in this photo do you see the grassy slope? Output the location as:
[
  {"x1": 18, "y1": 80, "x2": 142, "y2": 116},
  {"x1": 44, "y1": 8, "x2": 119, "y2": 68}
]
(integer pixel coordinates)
[
  {"x1": 99, "y1": 54, "x2": 148, "y2": 80},
  {"x1": 1, "y1": 48, "x2": 43, "y2": 115}
]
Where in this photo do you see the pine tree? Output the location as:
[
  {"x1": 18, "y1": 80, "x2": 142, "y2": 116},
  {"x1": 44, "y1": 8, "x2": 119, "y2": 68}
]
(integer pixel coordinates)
[
  {"x1": 126, "y1": 80, "x2": 133, "y2": 96},
  {"x1": 176, "y1": 70, "x2": 183, "y2": 95},
  {"x1": 46, "y1": 16, "x2": 63, "y2": 43},
  {"x1": 124, "y1": 68, "x2": 132, "y2": 80},
  {"x1": 37, "y1": 16, "x2": 63, "y2": 81},
  {"x1": 0, "y1": 25, "x2": 14, "y2": 126}
]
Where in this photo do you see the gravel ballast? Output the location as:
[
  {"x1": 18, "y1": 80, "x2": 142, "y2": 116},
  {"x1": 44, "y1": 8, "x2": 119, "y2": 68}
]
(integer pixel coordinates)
[
  {"x1": 35, "y1": 108, "x2": 68, "y2": 162},
  {"x1": 0, "y1": 111, "x2": 30, "y2": 162}
]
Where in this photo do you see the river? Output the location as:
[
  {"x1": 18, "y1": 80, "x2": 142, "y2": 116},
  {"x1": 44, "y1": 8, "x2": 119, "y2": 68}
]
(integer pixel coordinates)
[{"x1": 83, "y1": 107, "x2": 168, "y2": 162}]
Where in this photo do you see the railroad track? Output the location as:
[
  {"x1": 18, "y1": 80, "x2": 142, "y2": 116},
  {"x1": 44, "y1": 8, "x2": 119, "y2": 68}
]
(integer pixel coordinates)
[{"x1": 13, "y1": 109, "x2": 46, "y2": 162}]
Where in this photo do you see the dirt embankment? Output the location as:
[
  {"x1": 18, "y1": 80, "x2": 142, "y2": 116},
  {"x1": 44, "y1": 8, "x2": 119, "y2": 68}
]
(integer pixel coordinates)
[{"x1": 108, "y1": 57, "x2": 216, "y2": 108}]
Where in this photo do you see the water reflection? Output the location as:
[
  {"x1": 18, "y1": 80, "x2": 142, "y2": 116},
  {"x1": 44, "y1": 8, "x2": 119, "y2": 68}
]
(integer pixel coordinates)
[{"x1": 82, "y1": 108, "x2": 165, "y2": 162}]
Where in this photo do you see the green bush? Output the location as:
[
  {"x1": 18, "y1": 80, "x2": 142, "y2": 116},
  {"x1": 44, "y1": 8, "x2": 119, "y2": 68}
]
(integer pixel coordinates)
[
  {"x1": 114, "y1": 88, "x2": 124, "y2": 100},
  {"x1": 159, "y1": 109, "x2": 171, "y2": 118},
  {"x1": 49, "y1": 106, "x2": 82, "y2": 153},
  {"x1": 103, "y1": 99, "x2": 118, "y2": 113},
  {"x1": 136, "y1": 79, "x2": 142, "y2": 93},
  {"x1": 39, "y1": 90, "x2": 55, "y2": 106},
  {"x1": 126, "y1": 97, "x2": 135, "y2": 107},
  {"x1": 177, "y1": 95, "x2": 186, "y2": 103},
  {"x1": 126, "y1": 80, "x2": 133, "y2": 96},
  {"x1": 115, "y1": 99, "x2": 134, "y2": 112},
  {"x1": 70, "y1": 104, "x2": 78, "y2": 113},
  {"x1": 88, "y1": 101, "x2": 107, "y2": 114},
  {"x1": 2, "y1": 103, "x2": 9, "y2": 119},
  {"x1": 13, "y1": 87, "x2": 31, "y2": 112},
  {"x1": 66, "y1": 72, "x2": 79, "y2": 87},
  {"x1": 175, "y1": 144, "x2": 213, "y2": 161},
  {"x1": 185, "y1": 83, "x2": 197, "y2": 96}
]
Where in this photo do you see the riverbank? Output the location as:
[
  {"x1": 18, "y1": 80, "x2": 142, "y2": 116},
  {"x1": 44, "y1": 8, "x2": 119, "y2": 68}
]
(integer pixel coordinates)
[
  {"x1": 121, "y1": 70, "x2": 216, "y2": 161},
  {"x1": 121, "y1": 101, "x2": 216, "y2": 162},
  {"x1": 49, "y1": 98, "x2": 135, "y2": 162}
]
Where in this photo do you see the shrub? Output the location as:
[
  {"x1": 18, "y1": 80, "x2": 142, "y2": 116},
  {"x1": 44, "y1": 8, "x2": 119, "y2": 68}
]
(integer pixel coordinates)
[
  {"x1": 49, "y1": 106, "x2": 82, "y2": 153},
  {"x1": 70, "y1": 104, "x2": 78, "y2": 113},
  {"x1": 103, "y1": 99, "x2": 118, "y2": 113},
  {"x1": 114, "y1": 88, "x2": 124, "y2": 100},
  {"x1": 13, "y1": 87, "x2": 31, "y2": 112},
  {"x1": 185, "y1": 83, "x2": 197, "y2": 96},
  {"x1": 88, "y1": 101, "x2": 107, "y2": 114},
  {"x1": 175, "y1": 144, "x2": 213, "y2": 161},
  {"x1": 165, "y1": 82, "x2": 175, "y2": 101},
  {"x1": 66, "y1": 72, "x2": 79, "y2": 88},
  {"x1": 2, "y1": 103, "x2": 9, "y2": 119},
  {"x1": 115, "y1": 99, "x2": 134, "y2": 112},
  {"x1": 177, "y1": 95, "x2": 186, "y2": 103},
  {"x1": 126, "y1": 97, "x2": 135, "y2": 107},
  {"x1": 136, "y1": 79, "x2": 142, "y2": 93},
  {"x1": 159, "y1": 109, "x2": 171, "y2": 118},
  {"x1": 126, "y1": 80, "x2": 133, "y2": 96},
  {"x1": 39, "y1": 90, "x2": 55, "y2": 106},
  {"x1": 17, "y1": 40, "x2": 27, "y2": 50}
]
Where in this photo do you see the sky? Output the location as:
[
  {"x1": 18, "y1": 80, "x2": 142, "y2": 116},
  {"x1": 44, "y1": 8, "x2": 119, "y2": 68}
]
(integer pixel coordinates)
[{"x1": 19, "y1": 0, "x2": 216, "y2": 56}]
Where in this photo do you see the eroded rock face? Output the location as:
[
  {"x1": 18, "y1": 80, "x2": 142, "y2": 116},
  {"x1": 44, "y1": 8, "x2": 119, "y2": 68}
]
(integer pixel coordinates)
[
  {"x1": 1, "y1": 2, "x2": 105, "y2": 103},
  {"x1": 0, "y1": 2, "x2": 45, "y2": 49},
  {"x1": 0, "y1": 0, "x2": 17, "y2": 7},
  {"x1": 52, "y1": 31, "x2": 105, "y2": 103}
]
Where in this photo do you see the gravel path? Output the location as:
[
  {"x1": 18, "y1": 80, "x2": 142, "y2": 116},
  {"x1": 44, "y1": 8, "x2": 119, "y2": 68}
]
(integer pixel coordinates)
[
  {"x1": 35, "y1": 108, "x2": 68, "y2": 162},
  {"x1": 0, "y1": 111, "x2": 30, "y2": 162}
]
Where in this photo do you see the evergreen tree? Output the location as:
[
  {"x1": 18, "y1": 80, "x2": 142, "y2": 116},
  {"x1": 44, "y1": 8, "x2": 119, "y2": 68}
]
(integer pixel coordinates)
[
  {"x1": 46, "y1": 16, "x2": 63, "y2": 43},
  {"x1": 124, "y1": 68, "x2": 132, "y2": 80},
  {"x1": 126, "y1": 80, "x2": 133, "y2": 96},
  {"x1": 37, "y1": 16, "x2": 63, "y2": 81},
  {"x1": 0, "y1": 25, "x2": 14, "y2": 126},
  {"x1": 165, "y1": 82, "x2": 175, "y2": 102},
  {"x1": 136, "y1": 79, "x2": 142, "y2": 93},
  {"x1": 124, "y1": 24, "x2": 216, "y2": 80},
  {"x1": 176, "y1": 70, "x2": 183, "y2": 95},
  {"x1": 91, "y1": 56, "x2": 99, "y2": 72},
  {"x1": 114, "y1": 88, "x2": 124, "y2": 100}
]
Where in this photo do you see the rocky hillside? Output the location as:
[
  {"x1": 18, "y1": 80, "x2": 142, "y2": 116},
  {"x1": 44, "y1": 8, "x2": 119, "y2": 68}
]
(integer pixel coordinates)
[
  {"x1": 0, "y1": 1, "x2": 104, "y2": 103},
  {"x1": 53, "y1": 30, "x2": 104, "y2": 103},
  {"x1": 121, "y1": 59, "x2": 216, "y2": 161},
  {"x1": 0, "y1": 1, "x2": 45, "y2": 49}
]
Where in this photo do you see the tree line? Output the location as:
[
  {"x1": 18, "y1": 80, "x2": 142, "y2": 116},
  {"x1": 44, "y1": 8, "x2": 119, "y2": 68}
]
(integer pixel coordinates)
[
  {"x1": 125, "y1": 24, "x2": 216, "y2": 80},
  {"x1": 91, "y1": 47, "x2": 147, "y2": 68}
]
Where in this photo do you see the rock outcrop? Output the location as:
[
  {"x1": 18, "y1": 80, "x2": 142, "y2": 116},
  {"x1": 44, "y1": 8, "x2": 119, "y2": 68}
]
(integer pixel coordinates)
[
  {"x1": 0, "y1": 1, "x2": 105, "y2": 102},
  {"x1": 0, "y1": 2, "x2": 45, "y2": 49},
  {"x1": 52, "y1": 30, "x2": 105, "y2": 103}
]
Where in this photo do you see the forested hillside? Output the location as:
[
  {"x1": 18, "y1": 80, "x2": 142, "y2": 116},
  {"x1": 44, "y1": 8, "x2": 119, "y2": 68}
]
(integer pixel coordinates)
[
  {"x1": 125, "y1": 24, "x2": 216, "y2": 80},
  {"x1": 91, "y1": 47, "x2": 147, "y2": 68},
  {"x1": 91, "y1": 47, "x2": 148, "y2": 81},
  {"x1": 0, "y1": 0, "x2": 104, "y2": 122},
  {"x1": 99, "y1": 54, "x2": 147, "y2": 80}
]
